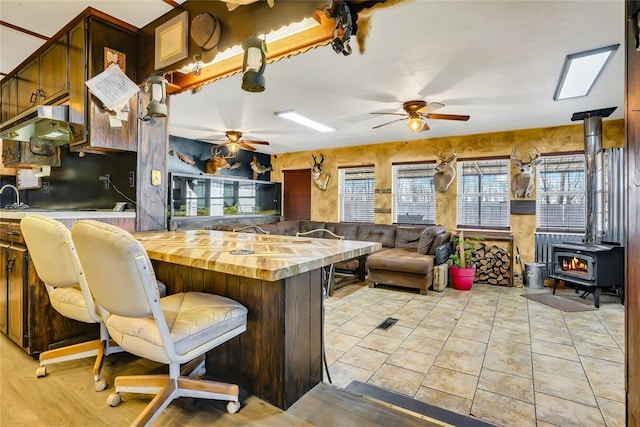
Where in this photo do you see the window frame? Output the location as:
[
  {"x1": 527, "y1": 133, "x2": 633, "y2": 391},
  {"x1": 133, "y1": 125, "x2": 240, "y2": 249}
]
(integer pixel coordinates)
[
  {"x1": 535, "y1": 153, "x2": 586, "y2": 233},
  {"x1": 392, "y1": 161, "x2": 437, "y2": 225},
  {"x1": 456, "y1": 157, "x2": 511, "y2": 230},
  {"x1": 338, "y1": 165, "x2": 375, "y2": 223}
]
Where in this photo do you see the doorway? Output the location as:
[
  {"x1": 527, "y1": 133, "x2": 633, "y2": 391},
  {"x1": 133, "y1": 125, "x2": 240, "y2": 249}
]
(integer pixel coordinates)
[{"x1": 283, "y1": 169, "x2": 311, "y2": 220}]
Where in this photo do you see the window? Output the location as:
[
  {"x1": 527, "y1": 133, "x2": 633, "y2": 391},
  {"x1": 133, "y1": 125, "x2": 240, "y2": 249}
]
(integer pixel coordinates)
[
  {"x1": 457, "y1": 159, "x2": 510, "y2": 229},
  {"x1": 339, "y1": 166, "x2": 375, "y2": 222},
  {"x1": 536, "y1": 154, "x2": 585, "y2": 231},
  {"x1": 392, "y1": 163, "x2": 436, "y2": 224}
]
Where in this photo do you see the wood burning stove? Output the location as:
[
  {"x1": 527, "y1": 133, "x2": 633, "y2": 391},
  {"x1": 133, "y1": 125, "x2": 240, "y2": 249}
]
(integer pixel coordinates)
[
  {"x1": 546, "y1": 108, "x2": 625, "y2": 308},
  {"x1": 550, "y1": 242, "x2": 624, "y2": 308}
]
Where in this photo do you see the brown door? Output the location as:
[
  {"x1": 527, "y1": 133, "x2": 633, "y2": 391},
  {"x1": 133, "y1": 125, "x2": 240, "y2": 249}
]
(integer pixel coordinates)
[{"x1": 283, "y1": 169, "x2": 311, "y2": 220}]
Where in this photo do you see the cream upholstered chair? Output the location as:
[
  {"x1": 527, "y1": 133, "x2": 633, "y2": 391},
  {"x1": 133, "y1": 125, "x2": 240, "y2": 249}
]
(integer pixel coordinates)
[
  {"x1": 71, "y1": 220, "x2": 248, "y2": 426},
  {"x1": 20, "y1": 215, "x2": 122, "y2": 391}
]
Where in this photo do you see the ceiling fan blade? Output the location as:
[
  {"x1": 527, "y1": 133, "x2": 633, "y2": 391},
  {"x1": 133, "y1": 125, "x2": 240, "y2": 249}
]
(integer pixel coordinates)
[
  {"x1": 199, "y1": 138, "x2": 229, "y2": 143},
  {"x1": 372, "y1": 118, "x2": 406, "y2": 129},
  {"x1": 420, "y1": 121, "x2": 430, "y2": 132},
  {"x1": 369, "y1": 112, "x2": 408, "y2": 116},
  {"x1": 425, "y1": 113, "x2": 470, "y2": 121},
  {"x1": 417, "y1": 102, "x2": 445, "y2": 114},
  {"x1": 239, "y1": 142, "x2": 257, "y2": 151},
  {"x1": 242, "y1": 139, "x2": 270, "y2": 145}
]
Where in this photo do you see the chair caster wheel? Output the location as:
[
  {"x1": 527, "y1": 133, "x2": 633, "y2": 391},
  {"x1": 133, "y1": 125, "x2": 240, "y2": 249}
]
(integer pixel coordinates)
[
  {"x1": 95, "y1": 379, "x2": 107, "y2": 392},
  {"x1": 36, "y1": 366, "x2": 47, "y2": 378},
  {"x1": 226, "y1": 401, "x2": 240, "y2": 414},
  {"x1": 107, "y1": 392, "x2": 122, "y2": 407}
]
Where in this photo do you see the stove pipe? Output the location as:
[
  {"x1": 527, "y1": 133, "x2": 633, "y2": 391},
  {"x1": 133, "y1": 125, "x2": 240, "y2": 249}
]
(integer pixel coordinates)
[{"x1": 570, "y1": 107, "x2": 616, "y2": 245}]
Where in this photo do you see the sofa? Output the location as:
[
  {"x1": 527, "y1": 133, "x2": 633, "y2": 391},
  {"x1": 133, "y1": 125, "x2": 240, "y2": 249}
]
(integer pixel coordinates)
[{"x1": 215, "y1": 220, "x2": 451, "y2": 295}]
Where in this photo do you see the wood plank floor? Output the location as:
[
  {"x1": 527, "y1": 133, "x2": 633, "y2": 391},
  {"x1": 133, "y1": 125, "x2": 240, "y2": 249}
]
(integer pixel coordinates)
[{"x1": 0, "y1": 333, "x2": 443, "y2": 426}]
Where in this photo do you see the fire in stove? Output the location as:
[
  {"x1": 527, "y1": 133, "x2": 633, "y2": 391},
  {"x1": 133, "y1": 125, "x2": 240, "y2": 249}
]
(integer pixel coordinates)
[{"x1": 561, "y1": 256, "x2": 589, "y2": 275}]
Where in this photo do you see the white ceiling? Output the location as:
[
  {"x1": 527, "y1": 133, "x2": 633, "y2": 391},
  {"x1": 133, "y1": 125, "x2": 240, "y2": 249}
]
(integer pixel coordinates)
[{"x1": 1, "y1": 1, "x2": 625, "y2": 155}]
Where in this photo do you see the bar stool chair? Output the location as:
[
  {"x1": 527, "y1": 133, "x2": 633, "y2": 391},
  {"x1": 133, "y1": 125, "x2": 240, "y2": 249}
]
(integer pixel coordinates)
[
  {"x1": 296, "y1": 228, "x2": 344, "y2": 297},
  {"x1": 72, "y1": 220, "x2": 248, "y2": 426},
  {"x1": 20, "y1": 215, "x2": 123, "y2": 391}
]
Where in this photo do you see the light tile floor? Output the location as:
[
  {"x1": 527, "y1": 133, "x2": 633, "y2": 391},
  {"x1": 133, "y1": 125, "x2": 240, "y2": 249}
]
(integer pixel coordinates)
[{"x1": 324, "y1": 282, "x2": 625, "y2": 427}]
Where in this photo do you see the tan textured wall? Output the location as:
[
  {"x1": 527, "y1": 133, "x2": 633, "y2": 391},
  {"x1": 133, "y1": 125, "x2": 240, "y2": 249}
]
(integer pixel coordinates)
[{"x1": 271, "y1": 119, "x2": 624, "y2": 265}]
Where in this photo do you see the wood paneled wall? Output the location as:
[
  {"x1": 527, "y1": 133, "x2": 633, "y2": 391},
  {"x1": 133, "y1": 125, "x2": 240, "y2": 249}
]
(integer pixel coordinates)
[
  {"x1": 626, "y1": 2, "x2": 640, "y2": 424},
  {"x1": 136, "y1": 92, "x2": 169, "y2": 231}
]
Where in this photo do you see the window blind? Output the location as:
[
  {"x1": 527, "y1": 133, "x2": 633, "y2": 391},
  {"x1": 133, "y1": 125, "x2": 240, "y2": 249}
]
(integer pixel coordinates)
[
  {"x1": 392, "y1": 163, "x2": 436, "y2": 224},
  {"x1": 457, "y1": 159, "x2": 510, "y2": 229},
  {"x1": 536, "y1": 154, "x2": 585, "y2": 231},
  {"x1": 339, "y1": 166, "x2": 375, "y2": 222}
]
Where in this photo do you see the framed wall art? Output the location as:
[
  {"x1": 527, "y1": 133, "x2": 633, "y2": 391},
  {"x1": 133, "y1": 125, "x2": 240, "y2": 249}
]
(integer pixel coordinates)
[
  {"x1": 104, "y1": 47, "x2": 126, "y2": 72},
  {"x1": 154, "y1": 11, "x2": 189, "y2": 70}
]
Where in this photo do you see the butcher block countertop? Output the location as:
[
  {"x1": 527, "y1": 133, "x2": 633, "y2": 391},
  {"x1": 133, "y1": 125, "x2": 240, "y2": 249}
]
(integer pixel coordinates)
[{"x1": 136, "y1": 230, "x2": 382, "y2": 282}]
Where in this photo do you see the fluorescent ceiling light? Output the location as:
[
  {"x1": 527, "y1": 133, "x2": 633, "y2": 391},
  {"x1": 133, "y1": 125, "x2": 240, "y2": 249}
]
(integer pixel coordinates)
[
  {"x1": 553, "y1": 44, "x2": 619, "y2": 101},
  {"x1": 274, "y1": 110, "x2": 334, "y2": 132}
]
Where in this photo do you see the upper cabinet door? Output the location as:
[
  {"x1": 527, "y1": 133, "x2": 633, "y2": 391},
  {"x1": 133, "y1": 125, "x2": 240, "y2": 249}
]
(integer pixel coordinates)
[
  {"x1": 16, "y1": 59, "x2": 39, "y2": 115},
  {"x1": 1, "y1": 78, "x2": 17, "y2": 123},
  {"x1": 39, "y1": 35, "x2": 69, "y2": 104}
]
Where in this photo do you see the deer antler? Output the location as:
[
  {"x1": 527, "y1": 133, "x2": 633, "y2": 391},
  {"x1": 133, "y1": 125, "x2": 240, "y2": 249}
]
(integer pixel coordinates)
[{"x1": 512, "y1": 143, "x2": 540, "y2": 163}]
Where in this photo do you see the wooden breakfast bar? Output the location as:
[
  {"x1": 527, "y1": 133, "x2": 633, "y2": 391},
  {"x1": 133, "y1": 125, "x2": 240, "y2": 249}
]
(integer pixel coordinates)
[{"x1": 135, "y1": 230, "x2": 381, "y2": 410}]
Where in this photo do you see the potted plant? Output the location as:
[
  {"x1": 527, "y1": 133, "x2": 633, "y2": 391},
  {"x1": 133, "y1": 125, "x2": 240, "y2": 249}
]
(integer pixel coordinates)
[{"x1": 449, "y1": 231, "x2": 482, "y2": 290}]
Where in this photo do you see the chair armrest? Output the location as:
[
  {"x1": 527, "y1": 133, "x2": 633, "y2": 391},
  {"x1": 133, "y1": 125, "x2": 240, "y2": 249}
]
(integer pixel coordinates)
[
  {"x1": 232, "y1": 225, "x2": 270, "y2": 234},
  {"x1": 296, "y1": 228, "x2": 345, "y2": 240},
  {"x1": 434, "y1": 241, "x2": 453, "y2": 265}
]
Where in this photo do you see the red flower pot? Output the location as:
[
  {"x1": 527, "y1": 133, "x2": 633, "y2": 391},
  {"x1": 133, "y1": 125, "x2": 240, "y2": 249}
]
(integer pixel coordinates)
[{"x1": 450, "y1": 266, "x2": 476, "y2": 290}]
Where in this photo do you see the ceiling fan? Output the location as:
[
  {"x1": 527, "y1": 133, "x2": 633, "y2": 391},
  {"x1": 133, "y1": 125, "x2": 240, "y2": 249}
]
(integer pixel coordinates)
[
  {"x1": 371, "y1": 100, "x2": 470, "y2": 132},
  {"x1": 200, "y1": 130, "x2": 269, "y2": 154}
]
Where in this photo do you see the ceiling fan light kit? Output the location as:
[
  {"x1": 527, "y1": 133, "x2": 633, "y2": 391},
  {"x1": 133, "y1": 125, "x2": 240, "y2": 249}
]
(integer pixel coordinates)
[
  {"x1": 199, "y1": 130, "x2": 270, "y2": 154},
  {"x1": 406, "y1": 114, "x2": 427, "y2": 132},
  {"x1": 372, "y1": 100, "x2": 469, "y2": 132}
]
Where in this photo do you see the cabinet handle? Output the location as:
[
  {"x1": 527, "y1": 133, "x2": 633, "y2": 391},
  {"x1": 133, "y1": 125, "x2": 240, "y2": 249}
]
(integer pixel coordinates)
[
  {"x1": 8, "y1": 231, "x2": 20, "y2": 237},
  {"x1": 29, "y1": 89, "x2": 46, "y2": 104},
  {"x1": 7, "y1": 256, "x2": 16, "y2": 273}
]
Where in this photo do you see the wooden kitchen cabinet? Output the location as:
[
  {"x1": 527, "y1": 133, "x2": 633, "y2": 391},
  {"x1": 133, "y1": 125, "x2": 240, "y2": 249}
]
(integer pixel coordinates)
[
  {"x1": 0, "y1": 141, "x2": 17, "y2": 176},
  {"x1": 6, "y1": 245, "x2": 27, "y2": 347},
  {"x1": 38, "y1": 36, "x2": 69, "y2": 104},
  {"x1": 1, "y1": 10, "x2": 137, "y2": 154},
  {"x1": 68, "y1": 18, "x2": 139, "y2": 154},
  {"x1": 1, "y1": 77, "x2": 17, "y2": 123},
  {"x1": 15, "y1": 36, "x2": 68, "y2": 117},
  {"x1": 16, "y1": 59, "x2": 39, "y2": 115}
]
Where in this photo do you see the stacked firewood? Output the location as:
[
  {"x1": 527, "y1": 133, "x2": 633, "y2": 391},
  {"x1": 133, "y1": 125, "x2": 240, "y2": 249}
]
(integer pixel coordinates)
[{"x1": 469, "y1": 243, "x2": 512, "y2": 286}]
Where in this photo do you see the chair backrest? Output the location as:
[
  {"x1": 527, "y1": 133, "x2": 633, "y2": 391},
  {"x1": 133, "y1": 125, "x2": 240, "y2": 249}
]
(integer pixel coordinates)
[
  {"x1": 71, "y1": 220, "x2": 161, "y2": 319},
  {"x1": 20, "y1": 215, "x2": 100, "y2": 322}
]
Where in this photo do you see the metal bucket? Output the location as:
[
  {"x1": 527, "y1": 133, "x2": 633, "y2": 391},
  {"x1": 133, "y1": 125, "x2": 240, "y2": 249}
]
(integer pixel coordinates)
[{"x1": 525, "y1": 262, "x2": 546, "y2": 289}]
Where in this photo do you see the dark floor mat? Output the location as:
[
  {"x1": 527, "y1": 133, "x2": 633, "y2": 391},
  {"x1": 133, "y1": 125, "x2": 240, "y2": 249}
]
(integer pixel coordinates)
[
  {"x1": 521, "y1": 292, "x2": 597, "y2": 311},
  {"x1": 345, "y1": 380, "x2": 496, "y2": 427}
]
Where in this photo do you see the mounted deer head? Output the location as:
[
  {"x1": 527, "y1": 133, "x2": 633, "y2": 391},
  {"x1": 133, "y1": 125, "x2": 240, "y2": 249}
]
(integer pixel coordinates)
[
  {"x1": 311, "y1": 153, "x2": 330, "y2": 191},
  {"x1": 434, "y1": 150, "x2": 457, "y2": 193},
  {"x1": 511, "y1": 143, "x2": 542, "y2": 198},
  {"x1": 206, "y1": 147, "x2": 240, "y2": 174}
]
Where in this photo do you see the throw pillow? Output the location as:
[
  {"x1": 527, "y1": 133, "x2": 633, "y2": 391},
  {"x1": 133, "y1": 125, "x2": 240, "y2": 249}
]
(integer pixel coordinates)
[{"x1": 417, "y1": 226, "x2": 445, "y2": 255}]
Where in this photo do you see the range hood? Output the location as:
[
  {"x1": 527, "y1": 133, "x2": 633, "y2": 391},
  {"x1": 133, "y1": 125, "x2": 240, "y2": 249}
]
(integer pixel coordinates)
[{"x1": 0, "y1": 105, "x2": 84, "y2": 146}]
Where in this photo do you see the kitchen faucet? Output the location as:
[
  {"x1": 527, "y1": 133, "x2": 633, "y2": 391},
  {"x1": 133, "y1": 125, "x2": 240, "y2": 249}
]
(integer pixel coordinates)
[{"x1": 0, "y1": 184, "x2": 28, "y2": 209}]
